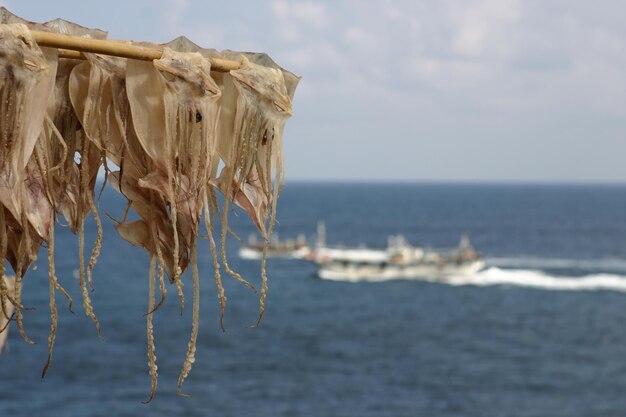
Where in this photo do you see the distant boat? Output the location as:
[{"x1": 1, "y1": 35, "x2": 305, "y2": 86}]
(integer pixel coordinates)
[
  {"x1": 238, "y1": 233, "x2": 311, "y2": 260},
  {"x1": 309, "y1": 223, "x2": 485, "y2": 281}
]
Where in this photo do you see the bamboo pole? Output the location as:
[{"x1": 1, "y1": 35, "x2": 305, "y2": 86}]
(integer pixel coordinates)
[
  {"x1": 29, "y1": 30, "x2": 242, "y2": 72},
  {"x1": 58, "y1": 49, "x2": 85, "y2": 60}
]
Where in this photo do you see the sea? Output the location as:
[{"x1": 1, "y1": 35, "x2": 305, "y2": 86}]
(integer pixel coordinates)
[{"x1": 1, "y1": 182, "x2": 626, "y2": 417}]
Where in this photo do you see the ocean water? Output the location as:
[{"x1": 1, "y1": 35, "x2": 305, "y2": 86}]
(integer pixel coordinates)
[{"x1": 1, "y1": 182, "x2": 626, "y2": 417}]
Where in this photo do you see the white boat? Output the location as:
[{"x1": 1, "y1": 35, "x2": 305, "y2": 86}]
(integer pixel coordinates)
[
  {"x1": 238, "y1": 233, "x2": 311, "y2": 260},
  {"x1": 318, "y1": 255, "x2": 486, "y2": 281},
  {"x1": 311, "y1": 223, "x2": 485, "y2": 281}
]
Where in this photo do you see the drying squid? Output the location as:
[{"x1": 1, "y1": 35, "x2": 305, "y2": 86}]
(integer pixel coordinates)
[
  {"x1": 0, "y1": 275, "x2": 15, "y2": 354},
  {"x1": 126, "y1": 47, "x2": 221, "y2": 396},
  {"x1": 162, "y1": 36, "x2": 229, "y2": 331},
  {"x1": 0, "y1": 8, "x2": 300, "y2": 399},
  {"x1": 211, "y1": 55, "x2": 295, "y2": 325},
  {"x1": 0, "y1": 23, "x2": 57, "y2": 347},
  {"x1": 69, "y1": 46, "x2": 186, "y2": 399},
  {"x1": 37, "y1": 18, "x2": 109, "y2": 374},
  {"x1": 0, "y1": 12, "x2": 112, "y2": 373},
  {"x1": 0, "y1": 23, "x2": 55, "y2": 226}
]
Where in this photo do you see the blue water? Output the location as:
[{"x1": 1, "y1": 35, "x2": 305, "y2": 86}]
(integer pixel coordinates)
[{"x1": 2, "y1": 183, "x2": 626, "y2": 416}]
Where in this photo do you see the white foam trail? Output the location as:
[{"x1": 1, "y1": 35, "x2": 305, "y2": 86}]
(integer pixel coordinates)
[
  {"x1": 441, "y1": 267, "x2": 626, "y2": 292},
  {"x1": 487, "y1": 257, "x2": 626, "y2": 273},
  {"x1": 321, "y1": 267, "x2": 626, "y2": 292}
]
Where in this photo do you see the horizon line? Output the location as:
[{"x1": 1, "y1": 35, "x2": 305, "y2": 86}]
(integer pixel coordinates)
[
  {"x1": 282, "y1": 178, "x2": 626, "y2": 186},
  {"x1": 94, "y1": 176, "x2": 626, "y2": 186}
]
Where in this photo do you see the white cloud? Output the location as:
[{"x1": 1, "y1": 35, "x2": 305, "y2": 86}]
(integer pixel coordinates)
[
  {"x1": 270, "y1": 0, "x2": 289, "y2": 19},
  {"x1": 344, "y1": 26, "x2": 380, "y2": 51},
  {"x1": 289, "y1": 2, "x2": 328, "y2": 29},
  {"x1": 160, "y1": 0, "x2": 191, "y2": 38},
  {"x1": 409, "y1": 57, "x2": 440, "y2": 78},
  {"x1": 270, "y1": 0, "x2": 330, "y2": 42},
  {"x1": 283, "y1": 41, "x2": 344, "y2": 70},
  {"x1": 450, "y1": 0, "x2": 521, "y2": 56}
]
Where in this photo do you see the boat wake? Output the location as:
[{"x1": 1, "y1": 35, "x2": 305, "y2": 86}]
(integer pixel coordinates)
[
  {"x1": 487, "y1": 257, "x2": 626, "y2": 274},
  {"x1": 442, "y1": 267, "x2": 626, "y2": 292},
  {"x1": 321, "y1": 266, "x2": 626, "y2": 293}
]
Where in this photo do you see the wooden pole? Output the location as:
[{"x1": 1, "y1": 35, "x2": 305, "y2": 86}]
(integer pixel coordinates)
[
  {"x1": 58, "y1": 49, "x2": 85, "y2": 60},
  {"x1": 29, "y1": 30, "x2": 241, "y2": 72}
]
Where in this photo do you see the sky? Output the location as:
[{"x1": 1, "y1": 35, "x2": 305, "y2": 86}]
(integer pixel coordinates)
[{"x1": 5, "y1": 0, "x2": 626, "y2": 182}]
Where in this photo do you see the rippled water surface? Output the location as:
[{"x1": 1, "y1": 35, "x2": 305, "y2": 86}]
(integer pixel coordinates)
[{"x1": 1, "y1": 183, "x2": 626, "y2": 417}]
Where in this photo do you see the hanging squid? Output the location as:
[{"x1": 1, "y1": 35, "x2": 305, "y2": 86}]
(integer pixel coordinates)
[
  {"x1": 0, "y1": 23, "x2": 57, "y2": 349},
  {"x1": 0, "y1": 275, "x2": 15, "y2": 354},
  {"x1": 211, "y1": 55, "x2": 297, "y2": 326},
  {"x1": 0, "y1": 8, "x2": 300, "y2": 400},
  {"x1": 40, "y1": 17, "x2": 109, "y2": 375},
  {"x1": 125, "y1": 47, "x2": 221, "y2": 398}
]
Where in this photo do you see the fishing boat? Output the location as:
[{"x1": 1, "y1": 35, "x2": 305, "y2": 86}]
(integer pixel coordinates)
[
  {"x1": 310, "y1": 223, "x2": 485, "y2": 281},
  {"x1": 238, "y1": 233, "x2": 311, "y2": 260}
]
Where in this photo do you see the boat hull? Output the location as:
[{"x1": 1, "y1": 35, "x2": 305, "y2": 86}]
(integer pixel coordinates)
[
  {"x1": 318, "y1": 259, "x2": 486, "y2": 282},
  {"x1": 238, "y1": 246, "x2": 311, "y2": 260}
]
